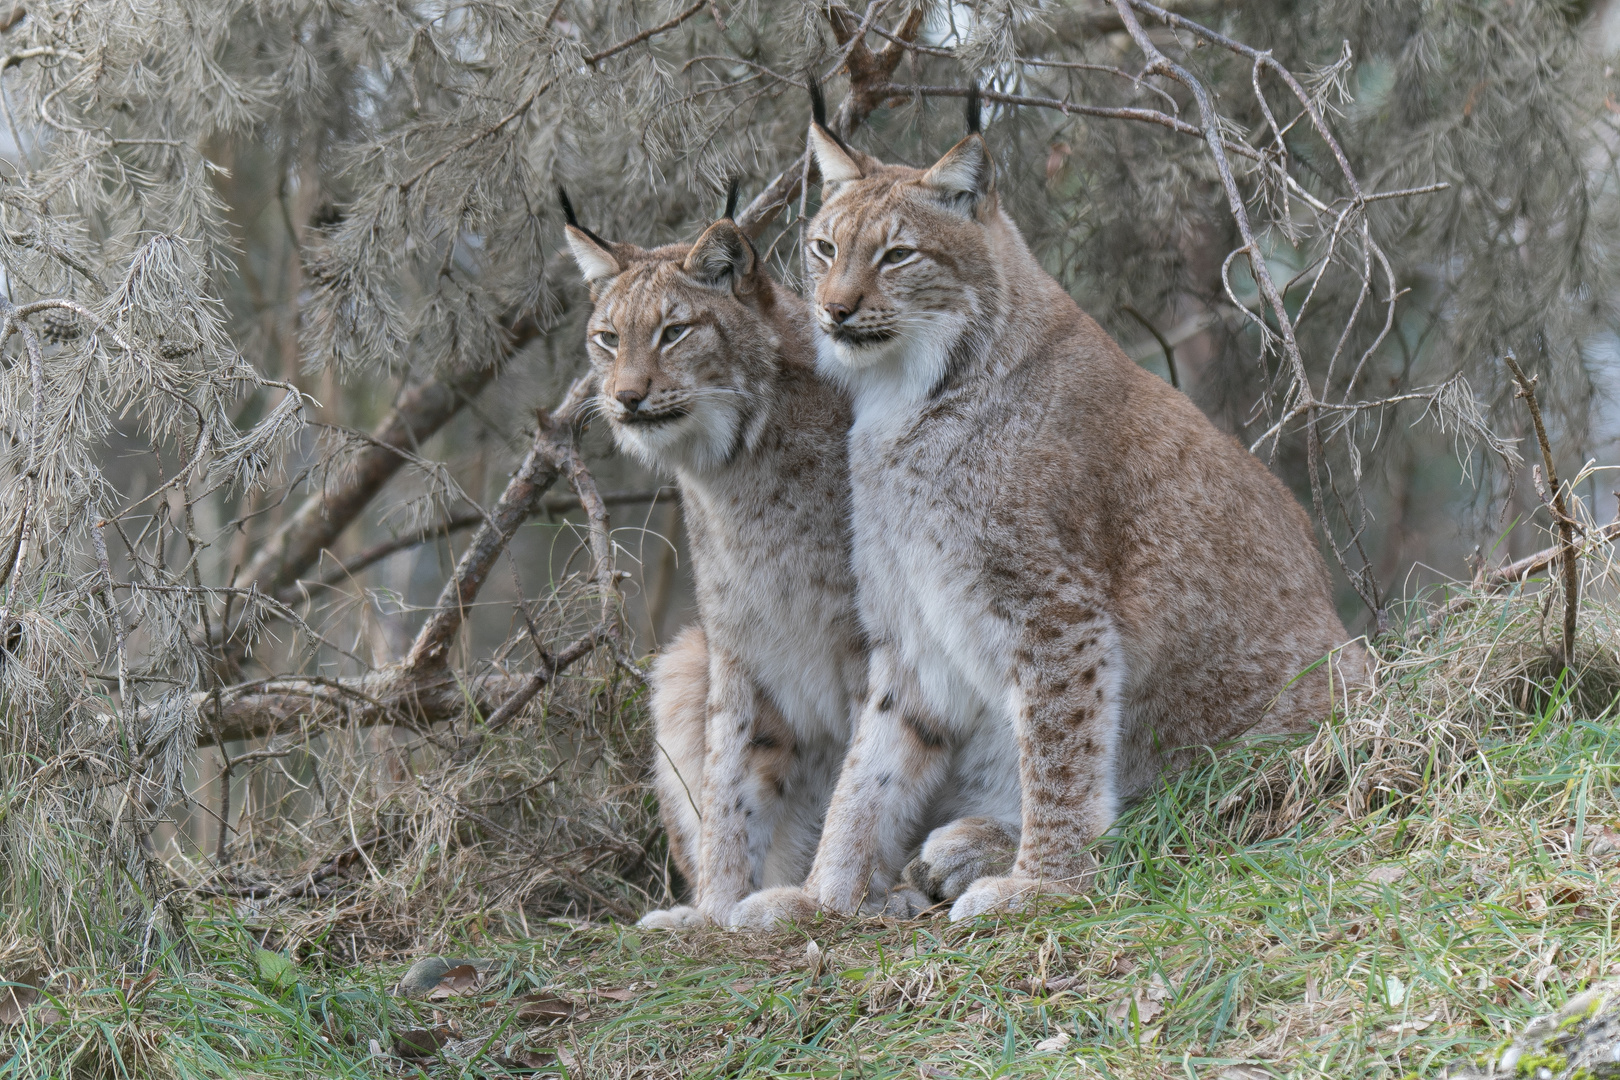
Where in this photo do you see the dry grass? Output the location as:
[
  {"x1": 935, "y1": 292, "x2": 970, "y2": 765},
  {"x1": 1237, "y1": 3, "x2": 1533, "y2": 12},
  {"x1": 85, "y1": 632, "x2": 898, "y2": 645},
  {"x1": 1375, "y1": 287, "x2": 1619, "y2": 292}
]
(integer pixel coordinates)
[{"x1": 4, "y1": 580, "x2": 1620, "y2": 1077}]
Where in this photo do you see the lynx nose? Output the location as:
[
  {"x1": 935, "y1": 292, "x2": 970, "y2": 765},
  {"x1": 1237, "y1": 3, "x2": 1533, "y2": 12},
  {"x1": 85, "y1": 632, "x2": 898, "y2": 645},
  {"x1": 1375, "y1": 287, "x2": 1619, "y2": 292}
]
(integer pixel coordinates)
[
  {"x1": 616, "y1": 389, "x2": 644, "y2": 413},
  {"x1": 823, "y1": 301, "x2": 855, "y2": 324}
]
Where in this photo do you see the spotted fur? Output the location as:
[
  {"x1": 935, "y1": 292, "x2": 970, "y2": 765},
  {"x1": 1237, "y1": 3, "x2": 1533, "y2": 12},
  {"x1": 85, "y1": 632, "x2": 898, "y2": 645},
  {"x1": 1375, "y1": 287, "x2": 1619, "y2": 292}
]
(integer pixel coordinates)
[
  {"x1": 730, "y1": 122, "x2": 1368, "y2": 929},
  {"x1": 565, "y1": 215, "x2": 870, "y2": 927}
]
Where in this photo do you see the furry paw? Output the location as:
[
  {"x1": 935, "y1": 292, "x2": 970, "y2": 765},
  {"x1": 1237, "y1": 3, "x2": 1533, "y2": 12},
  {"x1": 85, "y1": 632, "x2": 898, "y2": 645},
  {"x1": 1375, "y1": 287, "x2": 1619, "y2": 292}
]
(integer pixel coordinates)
[
  {"x1": 636, "y1": 905, "x2": 707, "y2": 930},
  {"x1": 947, "y1": 876, "x2": 1043, "y2": 920},
  {"x1": 903, "y1": 817, "x2": 1019, "y2": 901},
  {"x1": 726, "y1": 887, "x2": 818, "y2": 930},
  {"x1": 871, "y1": 885, "x2": 936, "y2": 919}
]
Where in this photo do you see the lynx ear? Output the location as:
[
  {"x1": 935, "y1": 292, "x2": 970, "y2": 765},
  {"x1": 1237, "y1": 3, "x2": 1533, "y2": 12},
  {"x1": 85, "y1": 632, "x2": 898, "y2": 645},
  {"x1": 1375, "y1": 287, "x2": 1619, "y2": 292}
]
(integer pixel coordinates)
[
  {"x1": 683, "y1": 218, "x2": 755, "y2": 289},
  {"x1": 564, "y1": 225, "x2": 621, "y2": 283},
  {"x1": 921, "y1": 134, "x2": 993, "y2": 216},
  {"x1": 808, "y1": 123, "x2": 864, "y2": 186}
]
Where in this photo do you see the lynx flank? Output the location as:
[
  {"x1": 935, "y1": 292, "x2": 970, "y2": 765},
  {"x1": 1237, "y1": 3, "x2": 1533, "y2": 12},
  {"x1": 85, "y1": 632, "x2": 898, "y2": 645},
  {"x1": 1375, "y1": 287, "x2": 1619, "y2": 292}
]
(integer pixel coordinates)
[
  {"x1": 563, "y1": 198, "x2": 868, "y2": 927},
  {"x1": 731, "y1": 117, "x2": 1367, "y2": 928}
]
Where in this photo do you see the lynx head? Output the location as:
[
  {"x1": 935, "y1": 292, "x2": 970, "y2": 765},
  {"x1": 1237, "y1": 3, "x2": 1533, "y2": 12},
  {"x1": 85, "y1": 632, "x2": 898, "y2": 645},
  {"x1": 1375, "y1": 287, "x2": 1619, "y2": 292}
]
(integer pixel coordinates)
[
  {"x1": 803, "y1": 103, "x2": 1006, "y2": 400},
  {"x1": 563, "y1": 191, "x2": 782, "y2": 473}
]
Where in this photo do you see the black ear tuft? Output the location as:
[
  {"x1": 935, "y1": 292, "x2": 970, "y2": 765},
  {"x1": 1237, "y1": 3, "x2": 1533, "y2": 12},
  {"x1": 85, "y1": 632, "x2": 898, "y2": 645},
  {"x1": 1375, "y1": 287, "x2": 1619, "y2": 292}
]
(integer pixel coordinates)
[
  {"x1": 558, "y1": 187, "x2": 611, "y2": 249},
  {"x1": 807, "y1": 75, "x2": 854, "y2": 155},
  {"x1": 809, "y1": 75, "x2": 828, "y2": 130},
  {"x1": 723, "y1": 176, "x2": 741, "y2": 221},
  {"x1": 966, "y1": 82, "x2": 981, "y2": 135}
]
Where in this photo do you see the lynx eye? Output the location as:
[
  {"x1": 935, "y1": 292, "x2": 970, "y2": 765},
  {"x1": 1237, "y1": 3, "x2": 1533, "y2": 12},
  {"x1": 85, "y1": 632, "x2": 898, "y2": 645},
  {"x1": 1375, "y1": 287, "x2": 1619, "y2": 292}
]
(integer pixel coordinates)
[
  {"x1": 882, "y1": 247, "x2": 915, "y2": 265},
  {"x1": 813, "y1": 238, "x2": 837, "y2": 260},
  {"x1": 592, "y1": 331, "x2": 619, "y2": 351},
  {"x1": 660, "y1": 324, "x2": 690, "y2": 346}
]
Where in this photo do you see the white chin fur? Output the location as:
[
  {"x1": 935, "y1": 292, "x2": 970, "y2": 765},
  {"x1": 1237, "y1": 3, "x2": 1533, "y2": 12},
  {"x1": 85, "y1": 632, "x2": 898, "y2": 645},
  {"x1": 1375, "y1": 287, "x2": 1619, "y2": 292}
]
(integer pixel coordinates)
[
  {"x1": 608, "y1": 399, "x2": 743, "y2": 473},
  {"x1": 815, "y1": 314, "x2": 968, "y2": 420}
]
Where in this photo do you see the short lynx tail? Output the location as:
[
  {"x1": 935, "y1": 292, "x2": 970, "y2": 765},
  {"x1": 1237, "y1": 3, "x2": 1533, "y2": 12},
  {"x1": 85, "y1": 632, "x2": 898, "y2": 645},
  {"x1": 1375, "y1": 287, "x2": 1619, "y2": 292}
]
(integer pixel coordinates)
[
  {"x1": 723, "y1": 176, "x2": 741, "y2": 221},
  {"x1": 557, "y1": 187, "x2": 610, "y2": 248},
  {"x1": 965, "y1": 81, "x2": 981, "y2": 135}
]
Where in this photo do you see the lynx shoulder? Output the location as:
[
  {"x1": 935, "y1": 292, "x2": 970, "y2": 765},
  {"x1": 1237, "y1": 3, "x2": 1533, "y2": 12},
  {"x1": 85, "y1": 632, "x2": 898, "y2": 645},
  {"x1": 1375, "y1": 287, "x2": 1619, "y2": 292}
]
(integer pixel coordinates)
[
  {"x1": 731, "y1": 115, "x2": 1367, "y2": 930},
  {"x1": 563, "y1": 202, "x2": 866, "y2": 926}
]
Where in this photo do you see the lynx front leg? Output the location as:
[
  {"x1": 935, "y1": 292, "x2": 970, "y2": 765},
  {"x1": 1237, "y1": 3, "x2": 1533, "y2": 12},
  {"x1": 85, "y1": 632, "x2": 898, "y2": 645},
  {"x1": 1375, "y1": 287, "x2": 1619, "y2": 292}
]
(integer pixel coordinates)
[
  {"x1": 730, "y1": 653, "x2": 949, "y2": 929},
  {"x1": 691, "y1": 650, "x2": 791, "y2": 925},
  {"x1": 951, "y1": 600, "x2": 1122, "y2": 921}
]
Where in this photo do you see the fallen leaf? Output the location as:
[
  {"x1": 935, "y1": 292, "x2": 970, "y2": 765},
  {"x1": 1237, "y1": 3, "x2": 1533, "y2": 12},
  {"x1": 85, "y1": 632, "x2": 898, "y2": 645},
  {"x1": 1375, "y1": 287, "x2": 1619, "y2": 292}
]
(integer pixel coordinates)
[
  {"x1": 0, "y1": 971, "x2": 40, "y2": 1026},
  {"x1": 1386, "y1": 1012, "x2": 1436, "y2": 1034},
  {"x1": 1588, "y1": 825, "x2": 1620, "y2": 858},
  {"x1": 426, "y1": 964, "x2": 480, "y2": 1000},
  {"x1": 496, "y1": 1048, "x2": 558, "y2": 1069},
  {"x1": 1366, "y1": 864, "x2": 1407, "y2": 885},
  {"x1": 1034, "y1": 1030, "x2": 1071, "y2": 1052},
  {"x1": 1010, "y1": 974, "x2": 1078, "y2": 996},
  {"x1": 1143, "y1": 973, "x2": 1170, "y2": 1002},
  {"x1": 1383, "y1": 975, "x2": 1406, "y2": 1007},
  {"x1": 254, "y1": 950, "x2": 297, "y2": 994},
  {"x1": 512, "y1": 991, "x2": 577, "y2": 1025},
  {"x1": 1533, "y1": 965, "x2": 1559, "y2": 989},
  {"x1": 1219, "y1": 1066, "x2": 1273, "y2": 1080},
  {"x1": 1107, "y1": 955, "x2": 1137, "y2": 977},
  {"x1": 1550, "y1": 885, "x2": 1585, "y2": 907},
  {"x1": 1107, "y1": 984, "x2": 1166, "y2": 1026},
  {"x1": 729, "y1": 978, "x2": 756, "y2": 994},
  {"x1": 593, "y1": 986, "x2": 635, "y2": 1002},
  {"x1": 395, "y1": 1025, "x2": 455, "y2": 1059}
]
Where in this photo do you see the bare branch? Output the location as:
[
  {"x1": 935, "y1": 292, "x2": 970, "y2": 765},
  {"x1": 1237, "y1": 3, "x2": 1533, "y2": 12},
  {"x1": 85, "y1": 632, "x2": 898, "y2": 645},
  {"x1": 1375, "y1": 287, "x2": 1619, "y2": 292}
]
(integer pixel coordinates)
[
  {"x1": 1503, "y1": 352, "x2": 1579, "y2": 669},
  {"x1": 404, "y1": 376, "x2": 595, "y2": 673}
]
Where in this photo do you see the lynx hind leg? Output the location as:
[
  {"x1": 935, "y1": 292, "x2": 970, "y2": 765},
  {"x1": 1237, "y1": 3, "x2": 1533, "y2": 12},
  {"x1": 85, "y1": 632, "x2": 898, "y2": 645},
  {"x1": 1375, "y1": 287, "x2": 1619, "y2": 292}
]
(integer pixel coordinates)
[
  {"x1": 903, "y1": 817, "x2": 1019, "y2": 902},
  {"x1": 643, "y1": 626, "x2": 709, "y2": 925},
  {"x1": 951, "y1": 597, "x2": 1120, "y2": 921},
  {"x1": 1247, "y1": 638, "x2": 1377, "y2": 741}
]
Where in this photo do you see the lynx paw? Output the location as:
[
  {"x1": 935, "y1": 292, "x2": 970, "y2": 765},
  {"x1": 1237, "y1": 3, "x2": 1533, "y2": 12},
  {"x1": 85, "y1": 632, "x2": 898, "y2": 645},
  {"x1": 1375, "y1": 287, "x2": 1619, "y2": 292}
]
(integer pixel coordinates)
[
  {"x1": 726, "y1": 887, "x2": 818, "y2": 930},
  {"x1": 903, "y1": 817, "x2": 1018, "y2": 901},
  {"x1": 948, "y1": 876, "x2": 1043, "y2": 920},
  {"x1": 636, "y1": 905, "x2": 707, "y2": 929},
  {"x1": 872, "y1": 886, "x2": 937, "y2": 919}
]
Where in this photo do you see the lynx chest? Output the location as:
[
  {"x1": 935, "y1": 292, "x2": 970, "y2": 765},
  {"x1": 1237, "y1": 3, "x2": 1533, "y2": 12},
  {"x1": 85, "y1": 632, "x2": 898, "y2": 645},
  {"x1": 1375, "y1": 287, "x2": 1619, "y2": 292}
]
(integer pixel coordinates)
[
  {"x1": 846, "y1": 407, "x2": 1020, "y2": 732},
  {"x1": 678, "y1": 470, "x2": 858, "y2": 741}
]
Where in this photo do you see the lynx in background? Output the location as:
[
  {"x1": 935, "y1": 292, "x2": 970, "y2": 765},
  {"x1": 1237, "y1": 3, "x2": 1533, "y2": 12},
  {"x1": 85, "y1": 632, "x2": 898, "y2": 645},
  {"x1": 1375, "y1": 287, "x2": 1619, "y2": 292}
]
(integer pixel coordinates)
[
  {"x1": 732, "y1": 102, "x2": 1368, "y2": 929},
  {"x1": 562, "y1": 191, "x2": 867, "y2": 927}
]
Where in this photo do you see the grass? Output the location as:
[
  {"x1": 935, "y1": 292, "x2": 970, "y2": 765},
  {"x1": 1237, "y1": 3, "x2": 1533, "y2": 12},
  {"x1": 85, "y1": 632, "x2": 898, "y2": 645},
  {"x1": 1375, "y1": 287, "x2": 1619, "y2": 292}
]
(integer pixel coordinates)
[{"x1": 3, "y1": 588, "x2": 1620, "y2": 1078}]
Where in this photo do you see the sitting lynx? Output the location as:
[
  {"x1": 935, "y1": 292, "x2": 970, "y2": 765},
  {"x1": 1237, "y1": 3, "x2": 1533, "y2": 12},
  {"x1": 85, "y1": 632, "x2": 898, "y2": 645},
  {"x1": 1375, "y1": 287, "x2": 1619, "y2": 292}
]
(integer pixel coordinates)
[
  {"x1": 731, "y1": 109, "x2": 1367, "y2": 927},
  {"x1": 562, "y1": 191, "x2": 870, "y2": 927}
]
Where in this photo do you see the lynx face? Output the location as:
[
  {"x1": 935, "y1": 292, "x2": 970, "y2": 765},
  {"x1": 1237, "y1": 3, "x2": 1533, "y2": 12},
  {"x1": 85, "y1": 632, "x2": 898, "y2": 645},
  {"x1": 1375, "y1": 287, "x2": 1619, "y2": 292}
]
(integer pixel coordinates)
[
  {"x1": 803, "y1": 127, "x2": 1001, "y2": 398},
  {"x1": 566, "y1": 220, "x2": 780, "y2": 473}
]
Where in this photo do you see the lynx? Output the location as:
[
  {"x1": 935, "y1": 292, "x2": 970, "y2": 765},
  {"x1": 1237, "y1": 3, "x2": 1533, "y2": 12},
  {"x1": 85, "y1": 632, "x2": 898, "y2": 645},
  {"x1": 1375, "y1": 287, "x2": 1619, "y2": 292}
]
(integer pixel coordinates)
[
  {"x1": 730, "y1": 112, "x2": 1367, "y2": 928},
  {"x1": 563, "y1": 194, "x2": 871, "y2": 927}
]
